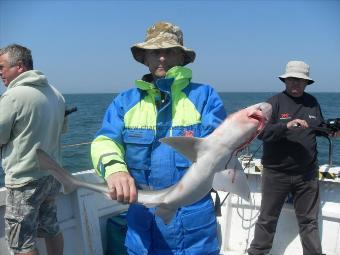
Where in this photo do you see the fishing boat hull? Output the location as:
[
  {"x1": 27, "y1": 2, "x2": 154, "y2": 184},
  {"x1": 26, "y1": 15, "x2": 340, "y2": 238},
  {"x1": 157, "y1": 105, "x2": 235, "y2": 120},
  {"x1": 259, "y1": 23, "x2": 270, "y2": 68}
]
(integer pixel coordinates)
[{"x1": 1, "y1": 163, "x2": 340, "y2": 255}]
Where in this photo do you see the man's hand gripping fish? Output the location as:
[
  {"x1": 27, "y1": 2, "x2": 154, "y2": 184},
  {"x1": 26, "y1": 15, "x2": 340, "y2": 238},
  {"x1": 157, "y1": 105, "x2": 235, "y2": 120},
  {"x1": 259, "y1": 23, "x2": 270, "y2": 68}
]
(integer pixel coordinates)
[{"x1": 37, "y1": 102, "x2": 272, "y2": 224}]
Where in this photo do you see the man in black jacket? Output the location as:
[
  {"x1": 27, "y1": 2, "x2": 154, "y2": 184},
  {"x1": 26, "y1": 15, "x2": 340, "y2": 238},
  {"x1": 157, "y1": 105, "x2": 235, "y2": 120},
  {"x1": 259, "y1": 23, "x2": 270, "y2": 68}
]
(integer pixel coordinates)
[{"x1": 248, "y1": 60, "x2": 339, "y2": 255}]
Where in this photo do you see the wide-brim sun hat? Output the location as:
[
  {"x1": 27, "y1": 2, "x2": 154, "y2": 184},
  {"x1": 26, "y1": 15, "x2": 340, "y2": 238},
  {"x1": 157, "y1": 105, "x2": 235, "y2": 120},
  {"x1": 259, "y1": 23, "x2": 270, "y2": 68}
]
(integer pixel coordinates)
[
  {"x1": 131, "y1": 21, "x2": 196, "y2": 66},
  {"x1": 279, "y1": 60, "x2": 314, "y2": 85}
]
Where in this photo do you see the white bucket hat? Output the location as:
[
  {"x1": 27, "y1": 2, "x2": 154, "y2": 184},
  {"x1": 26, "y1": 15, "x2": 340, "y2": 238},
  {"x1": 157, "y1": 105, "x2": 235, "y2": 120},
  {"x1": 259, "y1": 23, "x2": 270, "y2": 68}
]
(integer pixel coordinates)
[
  {"x1": 279, "y1": 60, "x2": 314, "y2": 85},
  {"x1": 131, "y1": 21, "x2": 196, "y2": 66}
]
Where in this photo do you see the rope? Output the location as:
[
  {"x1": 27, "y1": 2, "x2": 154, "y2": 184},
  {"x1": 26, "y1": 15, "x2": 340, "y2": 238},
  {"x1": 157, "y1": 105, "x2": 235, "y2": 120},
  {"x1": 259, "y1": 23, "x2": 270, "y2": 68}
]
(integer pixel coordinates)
[
  {"x1": 61, "y1": 142, "x2": 91, "y2": 148},
  {"x1": 243, "y1": 144, "x2": 262, "y2": 169}
]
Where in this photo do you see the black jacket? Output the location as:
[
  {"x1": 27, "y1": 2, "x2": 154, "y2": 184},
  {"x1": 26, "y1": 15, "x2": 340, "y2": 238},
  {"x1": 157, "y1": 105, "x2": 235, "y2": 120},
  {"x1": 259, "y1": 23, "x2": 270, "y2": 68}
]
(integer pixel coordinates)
[{"x1": 259, "y1": 91, "x2": 324, "y2": 173}]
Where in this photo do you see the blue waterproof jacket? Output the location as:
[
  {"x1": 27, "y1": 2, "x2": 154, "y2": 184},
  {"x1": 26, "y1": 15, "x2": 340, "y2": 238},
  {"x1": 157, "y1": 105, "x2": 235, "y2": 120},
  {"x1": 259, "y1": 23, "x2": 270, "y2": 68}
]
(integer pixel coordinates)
[{"x1": 91, "y1": 66, "x2": 227, "y2": 254}]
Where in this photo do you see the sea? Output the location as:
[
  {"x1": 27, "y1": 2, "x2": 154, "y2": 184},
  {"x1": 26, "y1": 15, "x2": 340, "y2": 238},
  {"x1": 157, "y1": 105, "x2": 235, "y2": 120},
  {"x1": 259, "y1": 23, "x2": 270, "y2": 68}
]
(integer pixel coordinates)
[
  {"x1": 0, "y1": 92, "x2": 339, "y2": 185},
  {"x1": 61, "y1": 92, "x2": 340, "y2": 172}
]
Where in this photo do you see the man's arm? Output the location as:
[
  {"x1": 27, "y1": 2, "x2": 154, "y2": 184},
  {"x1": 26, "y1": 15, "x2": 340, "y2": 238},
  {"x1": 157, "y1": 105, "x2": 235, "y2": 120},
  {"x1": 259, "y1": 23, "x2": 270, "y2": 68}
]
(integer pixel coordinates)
[
  {"x1": 258, "y1": 95, "x2": 291, "y2": 142},
  {"x1": 0, "y1": 94, "x2": 17, "y2": 145},
  {"x1": 200, "y1": 87, "x2": 227, "y2": 136},
  {"x1": 91, "y1": 99, "x2": 137, "y2": 204}
]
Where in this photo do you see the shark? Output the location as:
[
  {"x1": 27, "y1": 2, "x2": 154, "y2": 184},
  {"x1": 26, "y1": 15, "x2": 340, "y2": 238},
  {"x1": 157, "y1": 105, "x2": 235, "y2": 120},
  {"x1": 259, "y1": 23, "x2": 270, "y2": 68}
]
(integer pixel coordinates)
[{"x1": 36, "y1": 102, "x2": 272, "y2": 224}]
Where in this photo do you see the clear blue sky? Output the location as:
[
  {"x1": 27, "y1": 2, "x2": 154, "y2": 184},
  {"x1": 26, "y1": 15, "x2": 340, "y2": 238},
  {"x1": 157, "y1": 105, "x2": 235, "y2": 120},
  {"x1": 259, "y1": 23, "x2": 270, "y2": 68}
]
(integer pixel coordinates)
[{"x1": 1, "y1": 0, "x2": 339, "y2": 94}]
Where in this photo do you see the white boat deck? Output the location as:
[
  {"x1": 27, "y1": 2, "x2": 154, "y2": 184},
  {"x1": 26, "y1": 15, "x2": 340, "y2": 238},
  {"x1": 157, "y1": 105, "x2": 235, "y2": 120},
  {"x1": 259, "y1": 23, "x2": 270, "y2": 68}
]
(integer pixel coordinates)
[
  {"x1": 1, "y1": 161, "x2": 340, "y2": 255},
  {"x1": 217, "y1": 161, "x2": 340, "y2": 255}
]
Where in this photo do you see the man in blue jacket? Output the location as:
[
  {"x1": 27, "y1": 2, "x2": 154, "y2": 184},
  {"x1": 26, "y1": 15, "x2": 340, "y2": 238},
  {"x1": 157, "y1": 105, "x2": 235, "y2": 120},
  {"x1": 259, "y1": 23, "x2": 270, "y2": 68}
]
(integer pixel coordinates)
[{"x1": 91, "y1": 21, "x2": 226, "y2": 254}]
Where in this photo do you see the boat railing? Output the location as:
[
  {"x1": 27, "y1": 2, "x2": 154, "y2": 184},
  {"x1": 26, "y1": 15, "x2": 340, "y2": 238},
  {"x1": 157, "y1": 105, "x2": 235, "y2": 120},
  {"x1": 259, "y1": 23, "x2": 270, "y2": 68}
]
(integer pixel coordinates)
[
  {"x1": 241, "y1": 130, "x2": 337, "y2": 169},
  {"x1": 0, "y1": 136, "x2": 338, "y2": 185},
  {"x1": 61, "y1": 141, "x2": 91, "y2": 148},
  {"x1": 320, "y1": 134, "x2": 334, "y2": 168}
]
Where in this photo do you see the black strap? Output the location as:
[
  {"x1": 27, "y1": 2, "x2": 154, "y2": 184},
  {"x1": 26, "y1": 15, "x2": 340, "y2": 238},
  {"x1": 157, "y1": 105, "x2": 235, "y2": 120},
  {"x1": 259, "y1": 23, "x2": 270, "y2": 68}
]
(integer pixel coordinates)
[
  {"x1": 210, "y1": 189, "x2": 222, "y2": 216},
  {"x1": 211, "y1": 189, "x2": 230, "y2": 217}
]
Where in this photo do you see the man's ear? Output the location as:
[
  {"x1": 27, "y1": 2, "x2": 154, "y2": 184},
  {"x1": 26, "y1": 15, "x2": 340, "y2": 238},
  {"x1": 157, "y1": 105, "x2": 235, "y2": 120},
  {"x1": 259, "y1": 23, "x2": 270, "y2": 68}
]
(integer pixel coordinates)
[{"x1": 16, "y1": 60, "x2": 28, "y2": 73}]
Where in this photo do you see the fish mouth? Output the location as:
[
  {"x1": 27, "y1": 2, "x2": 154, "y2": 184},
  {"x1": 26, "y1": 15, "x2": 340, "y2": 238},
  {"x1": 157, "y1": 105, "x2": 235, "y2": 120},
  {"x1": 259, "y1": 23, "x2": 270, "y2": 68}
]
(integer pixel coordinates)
[
  {"x1": 233, "y1": 113, "x2": 266, "y2": 154},
  {"x1": 249, "y1": 113, "x2": 266, "y2": 134}
]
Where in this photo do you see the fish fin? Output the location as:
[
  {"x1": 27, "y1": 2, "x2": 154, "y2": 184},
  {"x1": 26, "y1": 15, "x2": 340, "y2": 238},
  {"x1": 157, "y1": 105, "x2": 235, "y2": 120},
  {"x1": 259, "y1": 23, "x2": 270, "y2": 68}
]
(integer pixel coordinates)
[
  {"x1": 212, "y1": 159, "x2": 251, "y2": 202},
  {"x1": 155, "y1": 205, "x2": 177, "y2": 225},
  {"x1": 137, "y1": 187, "x2": 173, "y2": 209},
  {"x1": 36, "y1": 149, "x2": 77, "y2": 194},
  {"x1": 159, "y1": 136, "x2": 203, "y2": 162}
]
